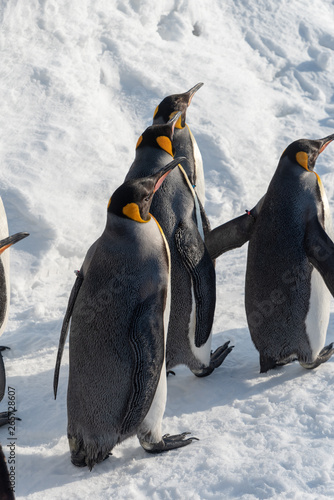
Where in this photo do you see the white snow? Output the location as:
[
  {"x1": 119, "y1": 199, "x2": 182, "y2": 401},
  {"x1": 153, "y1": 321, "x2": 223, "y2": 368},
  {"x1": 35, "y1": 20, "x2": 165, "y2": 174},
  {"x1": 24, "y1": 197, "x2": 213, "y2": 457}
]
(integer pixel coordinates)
[{"x1": 1, "y1": 0, "x2": 334, "y2": 498}]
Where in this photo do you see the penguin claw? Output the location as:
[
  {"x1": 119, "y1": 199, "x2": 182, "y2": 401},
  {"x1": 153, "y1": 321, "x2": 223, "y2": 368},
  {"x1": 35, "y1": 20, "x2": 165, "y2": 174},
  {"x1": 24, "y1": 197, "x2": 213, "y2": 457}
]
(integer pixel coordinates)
[
  {"x1": 192, "y1": 341, "x2": 234, "y2": 378},
  {"x1": 140, "y1": 432, "x2": 198, "y2": 453},
  {"x1": 299, "y1": 343, "x2": 334, "y2": 369}
]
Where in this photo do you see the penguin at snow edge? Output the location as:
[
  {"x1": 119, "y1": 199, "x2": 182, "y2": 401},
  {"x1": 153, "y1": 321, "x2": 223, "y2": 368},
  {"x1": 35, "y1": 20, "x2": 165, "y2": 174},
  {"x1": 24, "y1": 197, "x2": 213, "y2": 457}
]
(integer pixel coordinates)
[
  {"x1": 125, "y1": 109, "x2": 233, "y2": 377},
  {"x1": 53, "y1": 158, "x2": 198, "y2": 470},
  {"x1": 0, "y1": 232, "x2": 30, "y2": 401},
  {"x1": 0, "y1": 443, "x2": 14, "y2": 499},
  {"x1": 0, "y1": 195, "x2": 29, "y2": 424},
  {"x1": 246, "y1": 134, "x2": 334, "y2": 373}
]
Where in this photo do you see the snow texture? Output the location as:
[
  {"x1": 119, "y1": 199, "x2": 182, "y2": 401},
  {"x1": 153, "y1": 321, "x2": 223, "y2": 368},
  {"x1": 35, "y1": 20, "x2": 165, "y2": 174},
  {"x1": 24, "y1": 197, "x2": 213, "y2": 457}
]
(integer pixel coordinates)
[{"x1": 1, "y1": 0, "x2": 334, "y2": 498}]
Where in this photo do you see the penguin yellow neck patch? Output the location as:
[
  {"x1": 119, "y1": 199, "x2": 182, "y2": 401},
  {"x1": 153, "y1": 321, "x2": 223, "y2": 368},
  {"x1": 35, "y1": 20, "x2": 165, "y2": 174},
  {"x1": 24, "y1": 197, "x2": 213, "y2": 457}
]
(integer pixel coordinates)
[
  {"x1": 122, "y1": 203, "x2": 150, "y2": 223},
  {"x1": 296, "y1": 151, "x2": 321, "y2": 184},
  {"x1": 169, "y1": 111, "x2": 183, "y2": 129},
  {"x1": 156, "y1": 136, "x2": 173, "y2": 156}
]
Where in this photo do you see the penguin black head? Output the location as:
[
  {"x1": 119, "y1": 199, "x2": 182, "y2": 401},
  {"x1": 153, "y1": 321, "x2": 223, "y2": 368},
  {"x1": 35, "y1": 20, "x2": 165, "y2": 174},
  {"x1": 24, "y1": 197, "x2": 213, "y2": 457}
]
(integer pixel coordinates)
[
  {"x1": 280, "y1": 134, "x2": 334, "y2": 172},
  {"x1": 153, "y1": 82, "x2": 203, "y2": 129},
  {"x1": 135, "y1": 112, "x2": 181, "y2": 158},
  {"x1": 108, "y1": 157, "x2": 185, "y2": 223}
]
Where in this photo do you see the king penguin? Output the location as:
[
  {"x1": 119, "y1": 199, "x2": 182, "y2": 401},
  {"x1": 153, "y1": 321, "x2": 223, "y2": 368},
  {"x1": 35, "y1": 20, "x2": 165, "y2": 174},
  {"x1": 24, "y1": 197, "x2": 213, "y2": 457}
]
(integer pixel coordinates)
[
  {"x1": 152, "y1": 82, "x2": 206, "y2": 206},
  {"x1": 125, "y1": 109, "x2": 233, "y2": 377},
  {"x1": 245, "y1": 134, "x2": 334, "y2": 372},
  {"x1": 53, "y1": 158, "x2": 197, "y2": 470},
  {"x1": 0, "y1": 191, "x2": 29, "y2": 411}
]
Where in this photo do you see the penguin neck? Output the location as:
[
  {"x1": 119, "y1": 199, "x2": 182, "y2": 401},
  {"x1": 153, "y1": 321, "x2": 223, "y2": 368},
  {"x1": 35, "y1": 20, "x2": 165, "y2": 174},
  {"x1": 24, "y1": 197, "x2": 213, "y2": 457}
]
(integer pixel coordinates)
[
  {"x1": 127, "y1": 147, "x2": 174, "y2": 180},
  {"x1": 105, "y1": 212, "x2": 166, "y2": 256},
  {"x1": 106, "y1": 212, "x2": 155, "y2": 237}
]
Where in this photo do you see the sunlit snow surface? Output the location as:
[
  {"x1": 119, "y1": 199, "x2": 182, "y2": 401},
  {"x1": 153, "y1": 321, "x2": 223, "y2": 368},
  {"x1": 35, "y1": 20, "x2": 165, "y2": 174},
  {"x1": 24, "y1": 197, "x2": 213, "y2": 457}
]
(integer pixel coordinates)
[{"x1": 1, "y1": 0, "x2": 334, "y2": 498}]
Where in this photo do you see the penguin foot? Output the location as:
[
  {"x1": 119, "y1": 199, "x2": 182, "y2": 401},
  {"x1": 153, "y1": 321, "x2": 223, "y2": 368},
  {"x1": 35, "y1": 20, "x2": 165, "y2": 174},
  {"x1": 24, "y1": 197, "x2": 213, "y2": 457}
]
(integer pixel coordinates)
[
  {"x1": 140, "y1": 432, "x2": 198, "y2": 453},
  {"x1": 299, "y1": 343, "x2": 334, "y2": 370},
  {"x1": 71, "y1": 449, "x2": 111, "y2": 470},
  {"x1": 193, "y1": 341, "x2": 234, "y2": 378}
]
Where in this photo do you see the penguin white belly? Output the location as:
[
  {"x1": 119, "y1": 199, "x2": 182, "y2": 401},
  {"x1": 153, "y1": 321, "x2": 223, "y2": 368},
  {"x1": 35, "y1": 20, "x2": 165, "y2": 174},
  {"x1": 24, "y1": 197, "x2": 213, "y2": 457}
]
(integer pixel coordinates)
[
  {"x1": 306, "y1": 189, "x2": 332, "y2": 359},
  {"x1": 188, "y1": 127, "x2": 205, "y2": 207},
  {"x1": 305, "y1": 268, "x2": 330, "y2": 358},
  {"x1": 188, "y1": 285, "x2": 212, "y2": 365}
]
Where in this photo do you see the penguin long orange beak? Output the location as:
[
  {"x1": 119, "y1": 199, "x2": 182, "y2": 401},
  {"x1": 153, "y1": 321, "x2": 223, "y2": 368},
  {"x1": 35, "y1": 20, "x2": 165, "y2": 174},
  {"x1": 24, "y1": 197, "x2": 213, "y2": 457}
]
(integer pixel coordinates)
[
  {"x1": 318, "y1": 133, "x2": 334, "y2": 154},
  {"x1": 154, "y1": 156, "x2": 186, "y2": 192},
  {"x1": 185, "y1": 82, "x2": 204, "y2": 105},
  {"x1": 0, "y1": 232, "x2": 29, "y2": 254}
]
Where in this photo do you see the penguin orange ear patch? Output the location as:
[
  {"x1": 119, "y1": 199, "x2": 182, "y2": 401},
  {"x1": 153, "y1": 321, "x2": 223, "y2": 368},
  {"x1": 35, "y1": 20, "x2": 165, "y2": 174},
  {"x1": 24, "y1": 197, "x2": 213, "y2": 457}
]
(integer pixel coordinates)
[
  {"x1": 153, "y1": 105, "x2": 159, "y2": 118},
  {"x1": 136, "y1": 135, "x2": 143, "y2": 149},
  {"x1": 122, "y1": 203, "x2": 150, "y2": 223},
  {"x1": 296, "y1": 151, "x2": 308, "y2": 170},
  {"x1": 156, "y1": 136, "x2": 173, "y2": 156}
]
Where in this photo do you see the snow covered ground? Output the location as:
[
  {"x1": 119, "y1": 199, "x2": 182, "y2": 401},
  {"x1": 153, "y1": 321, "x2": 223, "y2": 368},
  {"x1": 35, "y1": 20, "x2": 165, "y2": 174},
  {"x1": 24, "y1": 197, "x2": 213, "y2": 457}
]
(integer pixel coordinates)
[{"x1": 1, "y1": 0, "x2": 334, "y2": 498}]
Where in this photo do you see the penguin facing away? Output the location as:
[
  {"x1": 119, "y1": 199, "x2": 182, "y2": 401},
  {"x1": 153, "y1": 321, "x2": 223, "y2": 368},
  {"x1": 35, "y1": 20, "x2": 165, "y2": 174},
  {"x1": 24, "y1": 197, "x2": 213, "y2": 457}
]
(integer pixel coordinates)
[
  {"x1": 53, "y1": 158, "x2": 197, "y2": 470},
  {"x1": 245, "y1": 134, "x2": 334, "y2": 372},
  {"x1": 126, "y1": 111, "x2": 233, "y2": 377}
]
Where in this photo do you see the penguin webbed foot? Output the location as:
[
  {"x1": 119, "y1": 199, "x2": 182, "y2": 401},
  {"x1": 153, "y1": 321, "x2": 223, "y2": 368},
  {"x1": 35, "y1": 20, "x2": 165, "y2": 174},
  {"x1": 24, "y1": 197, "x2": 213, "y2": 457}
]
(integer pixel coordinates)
[
  {"x1": 141, "y1": 432, "x2": 198, "y2": 454},
  {"x1": 299, "y1": 343, "x2": 334, "y2": 370},
  {"x1": 193, "y1": 341, "x2": 234, "y2": 378}
]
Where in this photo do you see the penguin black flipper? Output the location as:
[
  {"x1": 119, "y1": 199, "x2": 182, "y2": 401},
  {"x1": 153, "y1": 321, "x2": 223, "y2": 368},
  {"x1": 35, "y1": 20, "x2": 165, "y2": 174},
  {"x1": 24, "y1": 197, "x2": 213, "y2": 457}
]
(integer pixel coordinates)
[
  {"x1": 205, "y1": 213, "x2": 256, "y2": 260},
  {"x1": 304, "y1": 216, "x2": 334, "y2": 297},
  {"x1": 175, "y1": 220, "x2": 215, "y2": 348},
  {"x1": 205, "y1": 195, "x2": 266, "y2": 260},
  {"x1": 121, "y1": 296, "x2": 165, "y2": 435},
  {"x1": 53, "y1": 271, "x2": 84, "y2": 399}
]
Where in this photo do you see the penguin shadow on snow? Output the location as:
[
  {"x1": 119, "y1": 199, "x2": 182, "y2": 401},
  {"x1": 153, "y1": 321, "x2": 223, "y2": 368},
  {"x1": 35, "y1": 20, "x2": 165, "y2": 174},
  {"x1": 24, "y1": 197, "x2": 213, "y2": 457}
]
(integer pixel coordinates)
[
  {"x1": 165, "y1": 323, "x2": 334, "y2": 415},
  {"x1": 1, "y1": 188, "x2": 56, "y2": 257}
]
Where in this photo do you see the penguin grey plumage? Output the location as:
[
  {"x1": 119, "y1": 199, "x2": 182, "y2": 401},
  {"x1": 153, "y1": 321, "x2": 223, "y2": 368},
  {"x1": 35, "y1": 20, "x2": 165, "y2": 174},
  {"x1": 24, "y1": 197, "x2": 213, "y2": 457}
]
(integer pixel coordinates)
[
  {"x1": 53, "y1": 159, "x2": 197, "y2": 470},
  {"x1": 245, "y1": 134, "x2": 334, "y2": 372},
  {"x1": 125, "y1": 105, "x2": 233, "y2": 377}
]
